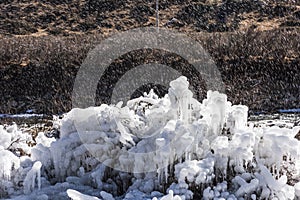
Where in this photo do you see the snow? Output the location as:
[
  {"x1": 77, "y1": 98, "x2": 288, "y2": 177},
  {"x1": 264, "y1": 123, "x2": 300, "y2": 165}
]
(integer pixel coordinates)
[
  {"x1": 279, "y1": 108, "x2": 300, "y2": 113},
  {"x1": 67, "y1": 189, "x2": 101, "y2": 200},
  {"x1": 203, "y1": 182, "x2": 236, "y2": 200},
  {"x1": 100, "y1": 191, "x2": 115, "y2": 200},
  {"x1": 0, "y1": 113, "x2": 44, "y2": 118},
  {"x1": 156, "y1": 190, "x2": 182, "y2": 200},
  {"x1": 0, "y1": 76, "x2": 300, "y2": 199}
]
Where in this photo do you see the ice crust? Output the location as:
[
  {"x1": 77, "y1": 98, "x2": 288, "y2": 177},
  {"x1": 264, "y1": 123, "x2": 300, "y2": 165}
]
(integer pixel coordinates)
[{"x1": 1, "y1": 76, "x2": 300, "y2": 199}]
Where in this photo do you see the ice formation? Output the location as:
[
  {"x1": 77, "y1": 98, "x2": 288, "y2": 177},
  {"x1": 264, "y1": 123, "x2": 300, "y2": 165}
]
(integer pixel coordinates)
[
  {"x1": 0, "y1": 76, "x2": 300, "y2": 199},
  {"x1": 23, "y1": 161, "x2": 42, "y2": 194},
  {"x1": 67, "y1": 189, "x2": 101, "y2": 200},
  {"x1": 0, "y1": 124, "x2": 35, "y2": 198},
  {"x1": 153, "y1": 190, "x2": 182, "y2": 200},
  {"x1": 203, "y1": 181, "x2": 236, "y2": 200},
  {"x1": 295, "y1": 182, "x2": 300, "y2": 198}
]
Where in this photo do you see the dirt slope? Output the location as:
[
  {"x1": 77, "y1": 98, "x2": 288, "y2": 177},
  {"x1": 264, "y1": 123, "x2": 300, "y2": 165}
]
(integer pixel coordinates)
[{"x1": 0, "y1": 0, "x2": 299, "y2": 114}]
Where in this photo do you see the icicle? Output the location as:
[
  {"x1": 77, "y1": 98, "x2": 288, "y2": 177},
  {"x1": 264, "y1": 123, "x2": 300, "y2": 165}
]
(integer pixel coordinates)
[
  {"x1": 165, "y1": 165, "x2": 168, "y2": 184},
  {"x1": 157, "y1": 168, "x2": 161, "y2": 184},
  {"x1": 23, "y1": 161, "x2": 42, "y2": 194},
  {"x1": 155, "y1": 138, "x2": 167, "y2": 184}
]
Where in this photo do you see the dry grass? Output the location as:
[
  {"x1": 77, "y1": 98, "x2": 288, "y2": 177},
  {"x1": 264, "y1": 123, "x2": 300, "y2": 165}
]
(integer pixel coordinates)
[{"x1": 0, "y1": 27, "x2": 299, "y2": 114}]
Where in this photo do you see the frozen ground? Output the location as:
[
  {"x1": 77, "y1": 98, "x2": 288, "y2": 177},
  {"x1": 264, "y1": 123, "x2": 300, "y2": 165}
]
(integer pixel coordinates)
[{"x1": 1, "y1": 76, "x2": 300, "y2": 200}]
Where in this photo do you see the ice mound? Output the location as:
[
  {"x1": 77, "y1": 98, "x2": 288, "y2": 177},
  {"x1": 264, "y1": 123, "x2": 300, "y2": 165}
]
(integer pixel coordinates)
[
  {"x1": 0, "y1": 124, "x2": 36, "y2": 198},
  {"x1": 1, "y1": 76, "x2": 300, "y2": 199}
]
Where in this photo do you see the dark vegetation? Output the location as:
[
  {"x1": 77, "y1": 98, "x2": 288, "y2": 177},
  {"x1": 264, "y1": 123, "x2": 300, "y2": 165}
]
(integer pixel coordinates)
[{"x1": 0, "y1": 0, "x2": 299, "y2": 114}]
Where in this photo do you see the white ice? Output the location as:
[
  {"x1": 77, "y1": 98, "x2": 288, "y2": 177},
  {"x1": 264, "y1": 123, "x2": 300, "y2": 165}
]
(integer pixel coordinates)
[{"x1": 1, "y1": 76, "x2": 300, "y2": 200}]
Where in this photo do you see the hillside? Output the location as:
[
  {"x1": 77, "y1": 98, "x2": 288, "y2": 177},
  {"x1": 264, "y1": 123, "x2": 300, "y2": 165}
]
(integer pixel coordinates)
[{"x1": 0, "y1": 0, "x2": 300, "y2": 114}]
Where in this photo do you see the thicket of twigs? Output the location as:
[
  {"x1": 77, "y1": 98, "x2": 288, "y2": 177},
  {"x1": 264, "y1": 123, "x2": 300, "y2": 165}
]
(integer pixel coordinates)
[{"x1": 0, "y1": 27, "x2": 299, "y2": 114}]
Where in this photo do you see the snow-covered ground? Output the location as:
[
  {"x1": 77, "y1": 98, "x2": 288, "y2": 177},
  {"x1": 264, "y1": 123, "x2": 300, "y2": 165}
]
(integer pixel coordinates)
[{"x1": 1, "y1": 76, "x2": 300, "y2": 200}]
